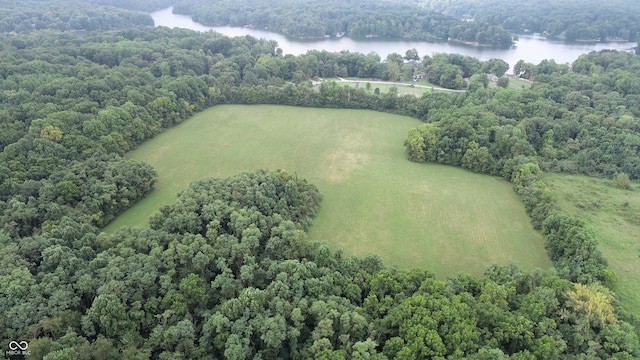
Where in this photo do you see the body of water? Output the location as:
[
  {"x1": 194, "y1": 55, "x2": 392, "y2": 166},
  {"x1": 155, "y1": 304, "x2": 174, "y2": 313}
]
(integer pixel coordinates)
[{"x1": 151, "y1": 7, "x2": 636, "y2": 68}]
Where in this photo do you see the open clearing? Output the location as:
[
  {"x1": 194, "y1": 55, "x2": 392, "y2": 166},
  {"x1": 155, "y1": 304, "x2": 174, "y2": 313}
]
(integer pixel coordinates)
[
  {"x1": 104, "y1": 105, "x2": 552, "y2": 278},
  {"x1": 545, "y1": 173, "x2": 640, "y2": 317},
  {"x1": 339, "y1": 81, "x2": 433, "y2": 97},
  {"x1": 320, "y1": 77, "x2": 458, "y2": 96}
]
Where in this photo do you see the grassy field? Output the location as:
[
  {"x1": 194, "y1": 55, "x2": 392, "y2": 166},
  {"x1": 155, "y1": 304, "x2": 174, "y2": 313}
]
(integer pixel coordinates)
[
  {"x1": 320, "y1": 77, "x2": 441, "y2": 96},
  {"x1": 340, "y1": 81, "x2": 434, "y2": 96},
  {"x1": 545, "y1": 173, "x2": 640, "y2": 316},
  {"x1": 104, "y1": 105, "x2": 552, "y2": 278},
  {"x1": 508, "y1": 77, "x2": 532, "y2": 89},
  {"x1": 487, "y1": 77, "x2": 532, "y2": 90},
  {"x1": 346, "y1": 77, "x2": 441, "y2": 89}
]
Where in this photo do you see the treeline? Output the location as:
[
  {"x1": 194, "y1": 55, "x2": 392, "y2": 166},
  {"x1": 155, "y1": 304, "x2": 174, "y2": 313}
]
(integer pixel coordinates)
[
  {"x1": 416, "y1": 0, "x2": 640, "y2": 42},
  {"x1": 88, "y1": 0, "x2": 173, "y2": 12},
  {"x1": 172, "y1": 0, "x2": 515, "y2": 46},
  {"x1": 0, "y1": 1, "x2": 155, "y2": 33},
  {"x1": 513, "y1": 163, "x2": 610, "y2": 285}
]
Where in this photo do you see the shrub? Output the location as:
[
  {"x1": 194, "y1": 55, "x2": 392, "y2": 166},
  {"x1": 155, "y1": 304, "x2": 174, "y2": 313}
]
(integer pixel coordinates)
[{"x1": 615, "y1": 173, "x2": 630, "y2": 189}]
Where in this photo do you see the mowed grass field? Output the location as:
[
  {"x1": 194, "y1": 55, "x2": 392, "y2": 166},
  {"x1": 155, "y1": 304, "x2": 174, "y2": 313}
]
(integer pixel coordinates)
[
  {"x1": 320, "y1": 78, "x2": 440, "y2": 96},
  {"x1": 339, "y1": 81, "x2": 433, "y2": 97},
  {"x1": 104, "y1": 105, "x2": 552, "y2": 277},
  {"x1": 545, "y1": 173, "x2": 640, "y2": 316}
]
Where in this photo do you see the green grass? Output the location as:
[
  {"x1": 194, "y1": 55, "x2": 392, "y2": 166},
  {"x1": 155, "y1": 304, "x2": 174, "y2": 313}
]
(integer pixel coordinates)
[
  {"x1": 508, "y1": 77, "x2": 532, "y2": 89},
  {"x1": 487, "y1": 77, "x2": 532, "y2": 90},
  {"x1": 344, "y1": 76, "x2": 437, "y2": 87},
  {"x1": 321, "y1": 77, "x2": 441, "y2": 96},
  {"x1": 104, "y1": 105, "x2": 552, "y2": 278},
  {"x1": 544, "y1": 173, "x2": 640, "y2": 317},
  {"x1": 341, "y1": 81, "x2": 433, "y2": 96}
]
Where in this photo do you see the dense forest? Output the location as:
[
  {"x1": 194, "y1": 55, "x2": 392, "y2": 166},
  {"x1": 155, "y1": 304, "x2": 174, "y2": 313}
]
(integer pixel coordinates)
[
  {"x1": 416, "y1": 0, "x2": 640, "y2": 42},
  {"x1": 171, "y1": 0, "x2": 515, "y2": 46},
  {"x1": 1, "y1": 2, "x2": 640, "y2": 357},
  {"x1": 0, "y1": 1, "x2": 155, "y2": 33}
]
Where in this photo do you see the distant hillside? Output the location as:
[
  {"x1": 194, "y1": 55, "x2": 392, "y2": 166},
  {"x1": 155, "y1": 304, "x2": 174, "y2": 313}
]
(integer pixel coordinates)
[
  {"x1": 415, "y1": 0, "x2": 640, "y2": 41},
  {"x1": 172, "y1": 0, "x2": 515, "y2": 46},
  {"x1": 0, "y1": 1, "x2": 157, "y2": 33}
]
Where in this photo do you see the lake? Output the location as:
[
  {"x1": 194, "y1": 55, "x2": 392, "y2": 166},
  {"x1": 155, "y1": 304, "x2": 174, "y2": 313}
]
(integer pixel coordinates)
[{"x1": 151, "y1": 7, "x2": 636, "y2": 68}]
